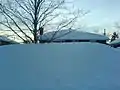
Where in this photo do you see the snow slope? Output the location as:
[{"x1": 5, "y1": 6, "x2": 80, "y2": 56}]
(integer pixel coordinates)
[
  {"x1": 0, "y1": 43, "x2": 120, "y2": 90},
  {"x1": 41, "y1": 30, "x2": 109, "y2": 41}
]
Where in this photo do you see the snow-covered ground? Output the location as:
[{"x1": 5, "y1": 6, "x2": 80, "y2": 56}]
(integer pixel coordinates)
[
  {"x1": 114, "y1": 47, "x2": 120, "y2": 52},
  {"x1": 0, "y1": 42, "x2": 120, "y2": 90}
]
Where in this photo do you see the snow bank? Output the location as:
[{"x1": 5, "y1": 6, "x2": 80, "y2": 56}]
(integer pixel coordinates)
[
  {"x1": 41, "y1": 30, "x2": 109, "y2": 41},
  {"x1": 0, "y1": 43, "x2": 120, "y2": 90}
]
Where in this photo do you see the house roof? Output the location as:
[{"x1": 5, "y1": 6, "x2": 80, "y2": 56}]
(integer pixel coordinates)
[
  {"x1": 109, "y1": 38, "x2": 120, "y2": 45},
  {"x1": 109, "y1": 38, "x2": 120, "y2": 48},
  {"x1": 40, "y1": 29, "x2": 109, "y2": 41},
  {"x1": 0, "y1": 36, "x2": 18, "y2": 44}
]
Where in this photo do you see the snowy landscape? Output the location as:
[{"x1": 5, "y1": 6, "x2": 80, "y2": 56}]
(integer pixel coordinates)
[
  {"x1": 0, "y1": 42, "x2": 120, "y2": 90},
  {"x1": 1, "y1": 0, "x2": 120, "y2": 89}
]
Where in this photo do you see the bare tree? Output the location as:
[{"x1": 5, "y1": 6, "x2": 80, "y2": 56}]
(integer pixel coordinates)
[{"x1": 0, "y1": 0, "x2": 88, "y2": 43}]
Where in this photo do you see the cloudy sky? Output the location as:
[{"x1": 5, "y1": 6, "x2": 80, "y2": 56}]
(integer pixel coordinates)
[{"x1": 73, "y1": 0, "x2": 120, "y2": 31}]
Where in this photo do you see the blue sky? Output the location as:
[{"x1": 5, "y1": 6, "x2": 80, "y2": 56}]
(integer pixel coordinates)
[{"x1": 73, "y1": 0, "x2": 120, "y2": 31}]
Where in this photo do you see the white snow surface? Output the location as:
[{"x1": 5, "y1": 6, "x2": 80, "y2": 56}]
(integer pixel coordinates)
[
  {"x1": 0, "y1": 36, "x2": 18, "y2": 44},
  {"x1": 110, "y1": 38, "x2": 120, "y2": 45},
  {"x1": 0, "y1": 42, "x2": 120, "y2": 90},
  {"x1": 0, "y1": 36, "x2": 12, "y2": 42},
  {"x1": 41, "y1": 30, "x2": 109, "y2": 41}
]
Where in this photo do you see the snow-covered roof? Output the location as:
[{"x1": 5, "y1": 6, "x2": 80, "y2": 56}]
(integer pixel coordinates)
[
  {"x1": 0, "y1": 36, "x2": 12, "y2": 42},
  {"x1": 41, "y1": 29, "x2": 109, "y2": 41},
  {"x1": 0, "y1": 36, "x2": 18, "y2": 44},
  {"x1": 109, "y1": 38, "x2": 120, "y2": 45},
  {"x1": 0, "y1": 43, "x2": 120, "y2": 89}
]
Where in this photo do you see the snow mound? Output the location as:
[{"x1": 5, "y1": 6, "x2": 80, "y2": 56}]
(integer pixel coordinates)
[
  {"x1": 0, "y1": 43, "x2": 120, "y2": 90},
  {"x1": 41, "y1": 30, "x2": 109, "y2": 41}
]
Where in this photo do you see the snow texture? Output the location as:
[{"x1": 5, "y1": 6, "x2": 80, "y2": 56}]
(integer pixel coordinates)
[
  {"x1": 110, "y1": 38, "x2": 120, "y2": 45},
  {"x1": 0, "y1": 36, "x2": 17, "y2": 43},
  {"x1": 41, "y1": 30, "x2": 109, "y2": 41},
  {"x1": 0, "y1": 42, "x2": 120, "y2": 90},
  {"x1": 0, "y1": 36, "x2": 12, "y2": 42}
]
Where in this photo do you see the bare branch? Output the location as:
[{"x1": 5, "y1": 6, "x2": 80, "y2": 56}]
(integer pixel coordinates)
[
  {"x1": 13, "y1": 10, "x2": 34, "y2": 34},
  {"x1": 38, "y1": 0, "x2": 64, "y2": 26},
  {"x1": 52, "y1": 29, "x2": 72, "y2": 41},
  {"x1": 0, "y1": 13, "x2": 26, "y2": 41},
  {"x1": 50, "y1": 15, "x2": 78, "y2": 41},
  {"x1": 0, "y1": 4, "x2": 34, "y2": 42},
  {"x1": 0, "y1": 0, "x2": 87, "y2": 43},
  {"x1": 14, "y1": 0, "x2": 34, "y2": 21},
  {"x1": 42, "y1": 14, "x2": 60, "y2": 27}
]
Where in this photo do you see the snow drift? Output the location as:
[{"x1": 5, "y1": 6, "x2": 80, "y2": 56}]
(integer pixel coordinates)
[{"x1": 0, "y1": 42, "x2": 120, "y2": 90}]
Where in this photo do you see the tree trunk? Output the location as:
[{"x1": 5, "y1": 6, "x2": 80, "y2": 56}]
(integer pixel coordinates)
[
  {"x1": 34, "y1": 31, "x2": 37, "y2": 43},
  {"x1": 34, "y1": 0, "x2": 38, "y2": 44}
]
